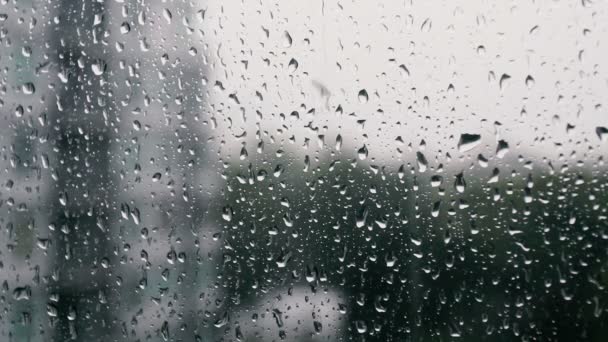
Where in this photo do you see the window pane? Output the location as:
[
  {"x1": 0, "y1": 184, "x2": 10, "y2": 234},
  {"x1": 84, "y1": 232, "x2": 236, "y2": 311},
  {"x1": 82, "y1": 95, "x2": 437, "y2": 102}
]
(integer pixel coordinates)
[{"x1": 1, "y1": 1, "x2": 607, "y2": 341}]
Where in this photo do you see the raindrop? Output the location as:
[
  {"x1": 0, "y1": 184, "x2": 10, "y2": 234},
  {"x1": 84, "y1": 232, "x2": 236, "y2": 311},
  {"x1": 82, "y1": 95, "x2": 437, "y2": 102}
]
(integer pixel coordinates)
[
  {"x1": 399, "y1": 64, "x2": 410, "y2": 78},
  {"x1": 163, "y1": 9, "x2": 172, "y2": 24},
  {"x1": 222, "y1": 206, "x2": 233, "y2": 222},
  {"x1": 15, "y1": 105, "x2": 24, "y2": 118},
  {"x1": 313, "y1": 321, "x2": 323, "y2": 334},
  {"x1": 454, "y1": 173, "x2": 467, "y2": 193},
  {"x1": 356, "y1": 320, "x2": 368, "y2": 334},
  {"x1": 91, "y1": 59, "x2": 107, "y2": 76},
  {"x1": 283, "y1": 31, "x2": 292, "y2": 47},
  {"x1": 213, "y1": 311, "x2": 228, "y2": 327},
  {"x1": 596, "y1": 126, "x2": 608, "y2": 142},
  {"x1": 431, "y1": 175, "x2": 443, "y2": 187},
  {"x1": 356, "y1": 205, "x2": 369, "y2": 228},
  {"x1": 496, "y1": 140, "x2": 509, "y2": 158},
  {"x1": 457, "y1": 134, "x2": 481, "y2": 152},
  {"x1": 288, "y1": 58, "x2": 298, "y2": 73},
  {"x1": 13, "y1": 286, "x2": 31, "y2": 301},
  {"x1": 525, "y1": 75, "x2": 535, "y2": 88},
  {"x1": 358, "y1": 145, "x2": 368, "y2": 160},
  {"x1": 21, "y1": 83, "x2": 35, "y2": 95},
  {"x1": 161, "y1": 321, "x2": 169, "y2": 341},
  {"x1": 416, "y1": 152, "x2": 428, "y2": 173},
  {"x1": 22, "y1": 46, "x2": 32, "y2": 57},
  {"x1": 358, "y1": 89, "x2": 369, "y2": 104},
  {"x1": 120, "y1": 22, "x2": 131, "y2": 34},
  {"x1": 499, "y1": 73, "x2": 511, "y2": 90},
  {"x1": 58, "y1": 191, "x2": 68, "y2": 206}
]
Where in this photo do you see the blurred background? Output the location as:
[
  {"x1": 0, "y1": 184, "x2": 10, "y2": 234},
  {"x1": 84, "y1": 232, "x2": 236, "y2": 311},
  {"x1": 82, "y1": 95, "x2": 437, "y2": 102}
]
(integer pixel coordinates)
[{"x1": 1, "y1": 0, "x2": 608, "y2": 341}]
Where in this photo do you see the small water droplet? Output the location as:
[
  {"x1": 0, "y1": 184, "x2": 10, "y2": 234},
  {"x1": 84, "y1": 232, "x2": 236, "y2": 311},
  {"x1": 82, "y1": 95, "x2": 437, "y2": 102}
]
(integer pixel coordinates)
[
  {"x1": 499, "y1": 73, "x2": 511, "y2": 90},
  {"x1": 357, "y1": 145, "x2": 368, "y2": 160},
  {"x1": 222, "y1": 206, "x2": 233, "y2": 222},
  {"x1": 525, "y1": 75, "x2": 535, "y2": 88},
  {"x1": 283, "y1": 31, "x2": 292, "y2": 47},
  {"x1": 163, "y1": 9, "x2": 172, "y2": 24},
  {"x1": 358, "y1": 89, "x2": 369, "y2": 104},
  {"x1": 13, "y1": 286, "x2": 31, "y2": 301},
  {"x1": 152, "y1": 172, "x2": 162, "y2": 182},
  {"x1": 313, "y1": 321, "x2": 323, "y2": 334},
  {"x1": 416, "y1": 152, "x2": 428, "y2": 173},
  {"x1": 356, "y1": 320, "x2": 367, "y2": 334},
  {"x1": 120, "y1": 22, "x2": 131, "y2": 34},
  {"x1": 21, "y1": 83, "x2": 35, "y2": 95},
  {"x1": 161, "y1": 321, "x2": 169, "y2": 341},
  {"x1": 288, "y1": 58, "x2": 298, "y2": 73},
  {"x1": 496, "y1": 140, "x2": 509, "y2": 158},
  {"x1": 454, "y1": 173, "x2": 467, "y2": 193},
  {"x1": 91, "y1": 59, "x2": 107, "y2": 76}
]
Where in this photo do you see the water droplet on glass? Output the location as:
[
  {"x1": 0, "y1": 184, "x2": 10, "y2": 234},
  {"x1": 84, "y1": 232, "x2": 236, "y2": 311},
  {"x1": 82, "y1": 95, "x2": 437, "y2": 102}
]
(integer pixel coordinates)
[
  {"x1": 358, "y1": 89, "x2": 369, "y2": 104},
  {"x1": 120, "y1": 22, "x2": 131, "y2": 34},
  {"x1": 596, "y1": 126, "x2": 608, "y2": 142},
  {"x1": 525, "y1": 75, "x2": 535, "y2": 88},
  {"x1": 152, "y1": 172, "x2": 162, "y2": 182},
  {"x1": 457, "y1": 134, "x2": 481, "y2": 152},
  {"x1": 416, "y1": 152, "x2": 428, "y2": 173},
  {"x1": 222, "y1": 206, "x2": 233, "y2": 222},
  {"x1": 283, "y1": 31, "x2": 292, "y2": 47},
  {"x1": 496, "y1": 140, "x2": 509, "y2": 158},
  {"x1": 314, "y1": 321, "x2": 323, "y2": 334},
  {"x1": 454, "y1": 173, "x2": 467, "y2": 193},
  {"x1": 163, "y1": 8, "x2": 172, "y2": 24},
  {"x1": 356, "y1": 320, "x2": 367, "y2": 334},
  {"x1": 91, "y1": 59, "x2": 106, "y2": 76},
  {"x1": 499, "y1": 73, "x2": 511, "y2": 90},
  {"x1": 21, "y1": 83, "x2": 35, "y2": 95},
  {"x1": 288, "y1": 58, "x2": 298, "y2": 73},
  {"x1": 357, "y1": 145, "x2": 368, "y2": 160},
  {"x1": 161, "y1": 321, "x2": 169, "y2": 341}
]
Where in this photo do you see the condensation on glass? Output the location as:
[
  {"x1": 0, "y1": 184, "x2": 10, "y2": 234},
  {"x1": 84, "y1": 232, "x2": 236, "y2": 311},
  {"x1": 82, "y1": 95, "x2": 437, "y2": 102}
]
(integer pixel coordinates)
[{"x1": 0, "y1": 0, "x2": 607, "y2": 341}]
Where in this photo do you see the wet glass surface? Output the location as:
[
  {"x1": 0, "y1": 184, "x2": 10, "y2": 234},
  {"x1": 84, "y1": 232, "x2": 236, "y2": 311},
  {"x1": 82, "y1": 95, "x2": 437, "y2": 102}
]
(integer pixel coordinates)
[{"x1": 1, "y1": 1, "x2": 608, "y2": 341}]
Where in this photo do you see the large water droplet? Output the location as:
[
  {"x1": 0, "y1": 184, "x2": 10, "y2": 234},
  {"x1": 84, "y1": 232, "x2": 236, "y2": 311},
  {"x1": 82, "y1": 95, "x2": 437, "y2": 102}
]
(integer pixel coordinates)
[{"x1": 457, "y1": 134, "x2": 481, "y2": 152}]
